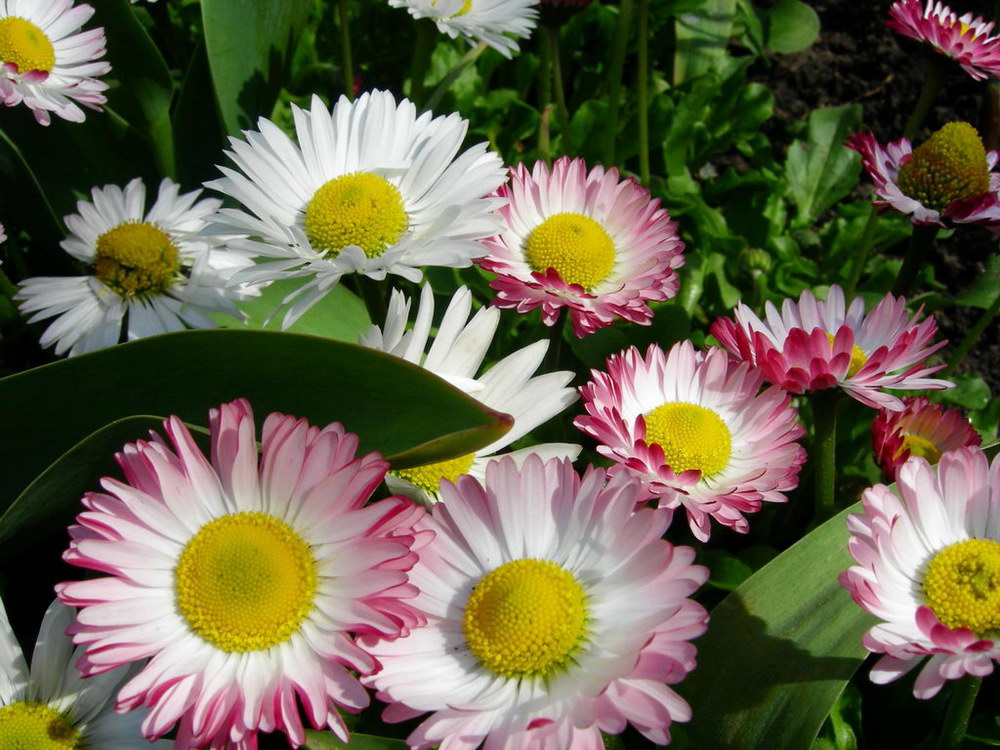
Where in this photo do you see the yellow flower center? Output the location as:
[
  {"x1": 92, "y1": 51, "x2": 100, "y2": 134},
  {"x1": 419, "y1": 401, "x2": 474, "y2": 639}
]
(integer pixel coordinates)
[
  {"x1": 896, "y1": 122, "x2": 991, "y2": 212},
  {"x1": 896, "y1": 434, "x2": 943, "y2": 464},
  {"x1": 0, "y1": 702, "x2": 81, "y2": 750},
  {"x1": 953, "y1": 20, "x2": 975, "y2": 38},
  {"x1": 826, "y1": 333, "x2": 868, "y2": 378},
  {"x1": 643, "y1": 402, "x2": 732, "y2": 477},
  {"x1": 394, "y1": 453, "x2": 476, "y2": 497},
  {"x1": 431, "y1": 0, "x2": 473, "y2": 15},
  {"x1": 0, "y1": 18, "x2": 55, "y2": 74},
  {"x1": 93, "y1": 221, "x2": 181, "y2": 298},
  {"x1": 523, "y1": 212, "x2": 616, "y2": 291},
  {"x1": 463, "y1": 558, "x2": 588, "y2": 678},
  {"x1": 304, "y1": 172, "x2": 408, "y2": 258},
  {"x1": 924, "y1": 538, "x2": 1000, "y2": 635},
  {"x1": 174, "y1": 511, "x2": 318, "y2": 653}
]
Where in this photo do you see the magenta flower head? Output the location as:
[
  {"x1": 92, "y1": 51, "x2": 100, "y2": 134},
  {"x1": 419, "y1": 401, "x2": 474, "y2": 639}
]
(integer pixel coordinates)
[
  {"x1": 57, "y1": 399, "x2": 426, "y2": 749},
  {"x1": 887, "y1": 0, "x2": 1000, "y2": 80},
  {"x1": 710, "y1": 285, "x2": 952, "y2": 411}
]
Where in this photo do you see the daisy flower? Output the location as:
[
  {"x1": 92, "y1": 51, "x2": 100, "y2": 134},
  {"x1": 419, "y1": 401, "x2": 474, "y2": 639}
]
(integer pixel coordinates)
[
  {"x1": 362, "y1": 455, "x2": 710, "y2": 749},
  {"x1": 840, "y1": 447, "x2": 1000, "y2": 698},
  {"x1": 847, "y1": 121, "x2": 1000, "y2": 226},
  {"x1": 477, "y1": 157, "x2": 686, "y2": 338},
  {"x1": 887, "y1": 0, "x2": 1000, "y2": 81},
  {"x1": 872, "y1": 395, "x2": 981, "y2": 482},
  {"x1": 388, "y1": 0, "x2": 538, "y2": 58},
  {"x1": 360, "y1": 283, "x2": 580, "y2": 505},
  {"x1": 710, "y1": 285, "x2": 952, "y2": 411},
  {"x1": 0, "y1": 0, "x2": 110, "y2": 125},
  {"x1": 0, "y1": 597, "x2": 168, "y2": 748},
  {"x1": 57, "y1": 399, "x2": 427, "y2": 748},
  {"x1": 576, "y1": 341, "x2": 806, "y2": 541},
  {"x1": 15, "y1": 177, "x2": 251, "y2": 357},
  {"x1": 205, "y1": 90, "x2": 507, "y2": 328}
]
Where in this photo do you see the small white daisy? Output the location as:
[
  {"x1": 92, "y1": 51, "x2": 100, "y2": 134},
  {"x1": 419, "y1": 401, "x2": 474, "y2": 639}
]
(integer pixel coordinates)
[{"x1": 388, "y1": 0, "x2": 538, "y2": 58}]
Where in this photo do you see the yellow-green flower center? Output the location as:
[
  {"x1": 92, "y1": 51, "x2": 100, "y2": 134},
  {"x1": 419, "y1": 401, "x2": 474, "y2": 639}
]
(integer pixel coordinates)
[
  {"x1": 643, "y1": 402, "x2": 732, "y2": 477},
  {"x1": 523, "y1": 212, "x2": 616, "y2": 291},
  {"x1": 924, "y1": 538, "x2": 1000, "y2": 635},
  {"x1": 825, "y1": 333, "x2": 868, "y2": 378},
  {"x1": 897, "y1": 434, "x2": 943, "y2": 464},
  {"x1": 0, "y1": 702, "x2": 81, "y2": 750},
  {"x1": 896, "y1": 121, "x2": 991, "y2": 212},
  {"x1": 394, "y1": 453, "x2": 476, "y2": 497},
  {"x1": 463, "y1": 558, "x2": 588, "y2": 678},
  {"x1": 174, "y1": 511, "x2": 318, "y2": 653},
  {"x1": 0, "y1": 18, "x2": 55, "y2": 74},
  {"x1": 93, "y1": 221, "x2": 181, "y2": 298},
  {"x1": 304, "y1": 172, "x2": 408, "y2": 258}
]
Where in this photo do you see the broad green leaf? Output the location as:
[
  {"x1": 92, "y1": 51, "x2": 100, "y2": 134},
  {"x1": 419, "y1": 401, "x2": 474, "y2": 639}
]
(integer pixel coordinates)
[
  {"x1": 304, "y1": 730, "x2": 407, "y2": 749},
  {"x1": 955, "y1": 254, "x2": 1000, "y2": 309},
  {"x1": 201, "y1": 0, "x2": 314, "y2": 135},
  {"x1": 0, "y1": 330, "x2": 511, "y2": 510},
  {"x1": 766, "y1": 0, "x2": 821, "y2": 54},
  {"x1": 682, "y1": 500, "x2": 875, "y2": 749},
  {"x1": 674, "y1": 0, "x2": 737, "y2": 84},
  {"x1": 935, "y1": 373, "x2": 992, "y2": 410}
]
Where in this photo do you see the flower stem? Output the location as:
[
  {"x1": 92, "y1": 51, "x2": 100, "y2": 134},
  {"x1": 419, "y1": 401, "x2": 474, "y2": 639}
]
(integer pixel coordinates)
[
  {"x1": 637, "y1": 0, "x2": 650, "y2": 185},
  {"x1": 936, "y1": 675, "x2": 981, "y2": 750},
  {"x1": 537, "y1": 28, "x2": 552, "y2": 159},
  {"x1": 843, "y1": 205, "x2": 879, "y2": 298},
  {"x1": 810, "y1": 390, "x2": 841, "y2": 523},
  {"x1": 338, "y1": 0, "x2": 354, "y2": 100},
  {"x1": 892, "y1": 223, "x2": 938, "y2": 297},
  {"x1": 944, "y1": 283, "x2": 1000, "y2": 377},
  {"x1": 603, "y1": 0, "x2": 634, "y2": 166},
  {"x1": 408, "y1": 20, "x2": 436, "y2": 106},
  {"x1": 547, "y1": 24, "x2": 573, "y2": 156},
  {"x1": 424, "y1": 42, "x2": 487, "y2": 114},
  {"x1": 903, "y1": 56, "x2": 948, "y2": 141}
]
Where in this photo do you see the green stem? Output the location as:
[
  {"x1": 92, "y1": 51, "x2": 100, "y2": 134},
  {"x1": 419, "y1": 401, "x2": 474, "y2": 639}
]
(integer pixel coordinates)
[
  {"x1": 603, "y1": 0, "x2": 634, "y2": 166},
  {"x1": 408, "y1": 20, "x2": 436, "y2": 106},
  {"x1": 892, "y1": 223, "x2": 939, "y2": 297},
  {"x1": 547, "y1": 24, "x2": 573, "y2": 156},
  {"x1": 944, "y1": 284, "x2": 1000, "y2": 376},
  {"x1": 810, "y1": 390, "x2": 841, "y2": 523},
  {"x1": 937, "y1": 675, "x2": 981, "y2": 750},
  {"x1": 0, "y1": 266, "x2": 19, "y2": 299},
  {"x1": 843, "y1": 205, "x2": 880, "y2": 298},
  {"x1": 423, "y1": 42, "x2": 487, "y2": 114},
  {"x1": 903, "y1": 56, "x2": 948, "y2": 141},
  {"x1": 537, "y1": 28, "x2": 552, "y2": 159},
  {"x1": 637, "y1": 0, "x2": 650, "y2": 185},
  {"x1": 338, "y1": 0, "x2": 354, "y2": 100}
]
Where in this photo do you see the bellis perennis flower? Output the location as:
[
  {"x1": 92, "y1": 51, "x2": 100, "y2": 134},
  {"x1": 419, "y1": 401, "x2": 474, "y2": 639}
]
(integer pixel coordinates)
[
  {"x1": 362, "y1": 456, "x2": 709, "y2": 749},
  {"x1": 887, "y1": 0, "x2": 1000, "y2": 81},
  {"x1": 57, "y1": 399, "x2": 426, "y2": 749},
  {"x1": 840, "y1": 447, "x2": 1000, "y2": 698},
  {"x1": 388, "y1": 0, "x2": 538, "y2": 58},
  {"x1": 710, "y1": 285, "x2": 952, "y2": 411}
]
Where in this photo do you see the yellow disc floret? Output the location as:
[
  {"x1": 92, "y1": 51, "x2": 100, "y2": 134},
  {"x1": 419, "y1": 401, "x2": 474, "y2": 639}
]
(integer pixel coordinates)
[
  {"x1": 897, "y1": 121, "x2": 990, "y2": 211},
  {"x1": 304, "y1": 172, "x2": 408, "y2": 258},
  {"x1": 825, "y1": 333, "x2": 868, "y2": 378},
  {"x1": 0, "y1": 702, "x2": 81, "y2": 750},
  {"x1": 898, "y1": 434, "x2": 943, "y2": 464},
  {"x1": 394, "y1": 453, "x2": 476, "y2": 497},
  {"x1": 94, "y1": 221, "x2": 181, "y2": 298},
  {"x1": 924, "y1": 538, "x2": 1000, "y2": 635},
  {"x1": 175, "y1": 511, "x2": 318, "y2": 653},
  {"x1": 523, "y1": 212, "x2": 616, "y2": 291},
  {"x1": 463, "y1": 558, "x2": 588, "y2": 678},
  {"x1": 0, "y1": 17, "x2": 56, "y2": 74},
  {"x1": 643, "y1": 402, "x2": 732, "y2": 477}
]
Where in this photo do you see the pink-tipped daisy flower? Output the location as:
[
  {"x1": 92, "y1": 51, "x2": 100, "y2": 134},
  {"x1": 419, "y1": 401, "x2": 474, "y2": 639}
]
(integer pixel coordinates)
[
  {"x1": 576, "y1": 341, "x2": 806, "y2": 541},
  {"x1": 0, "y1": 0, "x2": 110, "y2": 125},
  {"x1": 847, "y1": 121, "x2": 1000, "y2": 226},
  {"x1": 887, "y1": 0, "x2": 1000, "y2": 80},
  {"x1": 477, "y1": 156, "x2": 685, "y2": 338},
  {"x1": 362, "y1": 455, "x2": 709, "y2": 749},
  {"x1": 57, "y1": 399, "x2": 427, "y2": 749},
  {"x1": 388, "y1": 0, "x2": 538, "y2": 58},
  {"x1": 872, "y1": 395, "x2": 981, "y2": 482},
  {"x1": 710, "y1": 285, "x2": 952, "y2": 411},
  {"x1": 840, "y1": 447, "x2": 1000, "y2": 698}
]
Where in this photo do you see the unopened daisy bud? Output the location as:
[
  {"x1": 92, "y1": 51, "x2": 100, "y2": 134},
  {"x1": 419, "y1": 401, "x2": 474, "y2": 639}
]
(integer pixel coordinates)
[
  {"x1": 742, "y1": 247, "x2": 773, "y2": 274},
  {"x1": 897, "y1": 122, "x2": 990, "y2": 211}
]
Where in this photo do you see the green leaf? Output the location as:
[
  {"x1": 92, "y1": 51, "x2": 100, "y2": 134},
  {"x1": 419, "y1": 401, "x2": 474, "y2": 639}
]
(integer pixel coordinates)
[
  {"x1": 0, "y1": 330, "x2": 511, "y2": 510},
  {"x1": 766, "y1": 0, "x2": 821, "y2": 54},
  {"x1": 674, "y1": 0, "x2": 737, "y2": 83},
  {"x1": 683, "y1": 500, "x2": 875, "y2": 748},
  {"x1": 201, "y1": 0, "x2": 314, "y2": 135},
  {"x1": 304, "y1": 730, "x2": 408, "y2": 749},
  {"x1": 955, "y1": 255, "x2": 1000, "y2": 309},
  {"x1": 935, "y1": 373, "x2": 992, "y2": 411}
]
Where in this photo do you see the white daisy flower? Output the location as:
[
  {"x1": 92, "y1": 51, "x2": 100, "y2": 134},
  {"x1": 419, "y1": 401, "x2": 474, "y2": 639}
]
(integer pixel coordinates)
[
  {"x1": 15, "y1": 177, "x2": 251, "y2": 357},
  {"x1": 388, "y1": 0, "x2": 539, "y2": 58},
  {"x1": 360, "y1": 283, "x2": 581, "y2": 504},
  {"x1": 0, "y1": 0, "x2": 110, "y2": 125},
  {"x1": 0, "y1": 596, "x2": 167, "y2": 748},
  {"x1": 204, "y1": 90, "x2": 507, "y2": 328}
]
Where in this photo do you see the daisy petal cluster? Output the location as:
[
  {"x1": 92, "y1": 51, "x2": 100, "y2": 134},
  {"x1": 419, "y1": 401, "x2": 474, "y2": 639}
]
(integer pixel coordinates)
[
  {"x1": 0, "y1": 0, "x2": 110, "y2": 125},
  {"x1": 15, "y1": 177, "x2": 250, "y2": 357},
  {"x1": 710, "y1": 284, "x2": 952, "y2": 410},
  {"x1": 576, "y1": 341, "x2": 806, "y2": 541},
  {"x1": 388, "y1": 0, "x2": 538, "y2": 58},
  {"x1": 840, "y1": 447, "x2": 1000, "y2": 698},
  {"x1": 362, "y1": 456, "x2": 710, "y2": 749},
  {"x1": 57, "y1": 399, "x2": 427, "y2": 748},
  {"x1": 206, "y1": 90, "x2": 507, "y2": 328},
  {"x1": 360, "y1": 283, "x2": 580, "y2": 505},
  {"x1": 0, "y1": 597, "x2": 167, "y2": 748},
  {"x1": 887, "y1": 0, "x2": 1000, "y2": 80},
  {"x1": 478, "y1": 157, "x2": 686, "y2": 338},
  {"x1": 872, "y1": 395, "x2": 981, "y2": 481}
]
